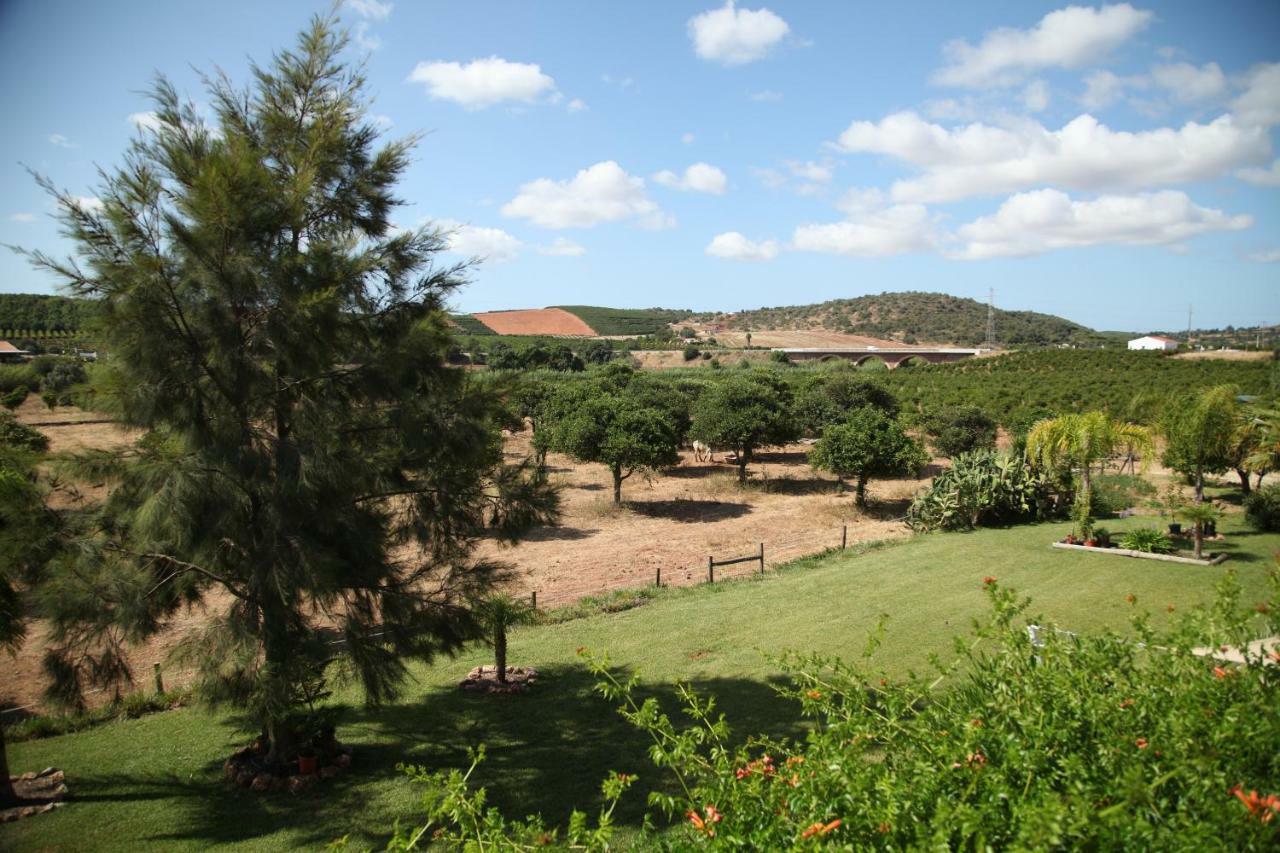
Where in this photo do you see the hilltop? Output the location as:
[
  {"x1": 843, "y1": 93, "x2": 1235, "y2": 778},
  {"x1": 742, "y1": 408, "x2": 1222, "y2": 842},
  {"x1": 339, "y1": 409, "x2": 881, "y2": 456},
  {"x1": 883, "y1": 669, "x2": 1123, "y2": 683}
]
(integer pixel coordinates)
[{"x1": 691, "y1": 291, "x2": 1102, "y2": 347}]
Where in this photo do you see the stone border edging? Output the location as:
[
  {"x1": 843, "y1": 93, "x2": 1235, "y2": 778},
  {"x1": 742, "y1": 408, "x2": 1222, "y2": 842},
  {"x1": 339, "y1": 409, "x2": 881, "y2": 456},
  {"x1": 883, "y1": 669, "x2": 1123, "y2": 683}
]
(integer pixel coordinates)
[{"x1": 1051, "y1": 542, "x2": 1228, "y2": 566}]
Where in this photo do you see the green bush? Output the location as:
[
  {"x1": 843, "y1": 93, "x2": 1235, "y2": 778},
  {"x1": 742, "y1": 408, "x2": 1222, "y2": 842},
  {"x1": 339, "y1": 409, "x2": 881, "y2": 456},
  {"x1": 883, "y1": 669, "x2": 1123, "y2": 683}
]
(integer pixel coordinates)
[
  {"x1": 0, "y1": 412, "x2": 49, "y2": 452},
  {"x1": 1243, "y1": 485, "x2": 1280, "y2": 532},
  {"x1": 2, "y1": 384, "x2": 29, "y2": 410},
  {"x1": 0, "y1": 364, "x2": 37, "y2": 393},
  {"x1": 388, "y1": 576, "x2": 1280, "y2": 850},
  {"x1": 1118, "y1": 527, "x2": 1172, "y2": 553},
  {"x1": 907, "y1": 449, "x2": 1059, "y2": 531},
  {"x1": 925, "y1": 404, "x2": 997, "y2": 458},
  {"x1": 1091, "y1": 473, "x2": 1157, "y2": 517},
  {"x1": 682, "y1": 344, "x2": 701, "y2": 361}
]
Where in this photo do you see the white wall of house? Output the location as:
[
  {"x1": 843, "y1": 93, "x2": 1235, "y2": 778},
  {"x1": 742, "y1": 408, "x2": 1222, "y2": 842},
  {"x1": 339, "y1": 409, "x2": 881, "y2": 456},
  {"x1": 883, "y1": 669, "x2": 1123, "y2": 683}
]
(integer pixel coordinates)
[{"x1": 1127, "y1": 336, "x2": 1179, "y2": 351}]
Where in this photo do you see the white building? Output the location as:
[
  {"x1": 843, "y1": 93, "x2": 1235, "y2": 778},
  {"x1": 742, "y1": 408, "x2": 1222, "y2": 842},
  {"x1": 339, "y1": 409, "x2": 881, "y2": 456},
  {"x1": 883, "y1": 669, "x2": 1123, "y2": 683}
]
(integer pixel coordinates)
[{"x1": 1127, "y1": 335, "x2": 1180, "y2": 351}]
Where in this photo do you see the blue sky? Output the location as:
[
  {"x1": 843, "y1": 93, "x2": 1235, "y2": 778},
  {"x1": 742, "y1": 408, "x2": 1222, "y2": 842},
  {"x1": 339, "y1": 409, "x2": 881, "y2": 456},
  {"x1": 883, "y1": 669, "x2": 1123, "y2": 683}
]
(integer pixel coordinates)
[{"x1": 1, "y1": 1, "x2": 1277, "y2": 332}]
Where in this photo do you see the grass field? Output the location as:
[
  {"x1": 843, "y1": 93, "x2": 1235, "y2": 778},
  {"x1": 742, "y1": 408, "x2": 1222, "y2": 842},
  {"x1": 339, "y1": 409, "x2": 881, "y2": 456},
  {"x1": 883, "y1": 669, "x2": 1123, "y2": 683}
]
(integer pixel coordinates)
[{"x1": 4, "y1": 516, "x2": 1276, "y2": 851}]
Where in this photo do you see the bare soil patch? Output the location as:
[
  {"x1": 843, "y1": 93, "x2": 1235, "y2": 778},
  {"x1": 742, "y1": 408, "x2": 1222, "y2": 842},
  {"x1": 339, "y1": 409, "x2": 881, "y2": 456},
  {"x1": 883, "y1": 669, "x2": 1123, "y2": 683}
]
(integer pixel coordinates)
[
  {"x1": 472, "y1": 308, "x2": 596, "y2": 336},
  {"x1": 1172, "y1": 349, "x2": 1271, "y2": 362}
]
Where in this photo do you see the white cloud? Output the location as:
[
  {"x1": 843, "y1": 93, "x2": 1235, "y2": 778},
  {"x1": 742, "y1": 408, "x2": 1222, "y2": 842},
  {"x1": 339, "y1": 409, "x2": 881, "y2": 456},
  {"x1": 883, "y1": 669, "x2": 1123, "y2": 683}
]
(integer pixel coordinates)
[
  {"x1": 1079, "y1": 70, "x2": 1130, "y2": 109},
  {"x1": 1231, "y1": 63, "x2": 1280, "y2": 128},
  {"x1": 1237, "y1": 158, "x2": 1280, "y2": 187},
  {"x1": 835, "y1": 111, "x2": 1271, "y2": 203},
  {"x1": 538, "y1": 237, "x2": 586, "y2": 257},
  {"x1": 934, "y1": 3, "x2": 1154, "y2": 88},
  {"x1": 1248, "y1": 248, "x2": 1280, "y2": 263},
  {"x1": 407, "y1": 57, "x2": 557, "y2": 109},
  {"x1": 48, "y1": 133, "x2": 76, "y2": 148},
  {"x1": 72, "y1": 196, "x2": 104, "y2": 213},
  {"x1": 953, "y1": 188, "x2": 1251, "y2": 259},
  {"x1": 445, "y1": 224, "x2": 524, "y2": 262},
  {"x1": 354, "y1": 22, "x2": 382, "y2": 51},
  {"x1": 750, "y1": 89, "x2": 783, "y2": 102},
  {"x1": 501, "y1": 161, "x2": 670, "y2": 229},
  {"x1": 751, "y1": 167, "x2": 786, "y2": 189},
  {"x1": 653, "y1": 162, "x2": 728, "y2": 195},
  {"x1": 344, "y1": 0, "x2": 392, "y2": 20},
  {"x1": 706, "y1": 231, "x2": 779, "y2": 262},
  {"x1": 566, "y1": 98, "x2": 588, "y2": 113},
  {"x1": 681, "y1": 132, "x2": 696, "y2": 145},
  {"x1": 786, "y1": 160, "x2": 833, "y2": 182},
  {"x1": 128, "y1": 111, "x2": 163, "y2": 132},
  {"x1": 688, "y1": 1, "x2": 790, "y2": 66},
  {"x1": 8, "y1": 212, "x2": 37, "y2": 223},
  {"x1": 792, "y1": 202, "x2": 937, "y2": 257},
  {"x1": 1150, "y1": 62, "x2": 1227, "y2": 103},
  {"x1": 1021, "y1": 80, "x2": 1050, "y2": 112}
]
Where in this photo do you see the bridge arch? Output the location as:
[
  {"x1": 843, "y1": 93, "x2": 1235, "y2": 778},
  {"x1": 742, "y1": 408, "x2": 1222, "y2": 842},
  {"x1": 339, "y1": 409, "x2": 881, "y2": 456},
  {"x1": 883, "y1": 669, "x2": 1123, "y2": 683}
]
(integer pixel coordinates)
[
  {"x1": 855, "y1": 354, "x2": 889, "y2": 371},
  {"x1": 895, "y1": 355, "x2": 930, "y2": 369}
]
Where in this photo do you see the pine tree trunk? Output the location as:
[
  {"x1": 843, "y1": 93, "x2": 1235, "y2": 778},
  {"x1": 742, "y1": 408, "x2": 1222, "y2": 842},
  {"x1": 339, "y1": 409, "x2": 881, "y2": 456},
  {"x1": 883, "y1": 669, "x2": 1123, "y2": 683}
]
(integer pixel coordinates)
[
  {"x1": 737, "y1": 449, "x2": 748, "y2": 484},
  {"x1": 495, "y1": 627, "x2": 508, "y2": 684},
  {"x1": 260, "y1": 593, "x2": 295, "y2": 770},
  {"x1": 0, "y1": 722, "x2": 18, "y2": 806},
  {"x1": 855, "y1": 476, "x2": 868, "y2": 508}
]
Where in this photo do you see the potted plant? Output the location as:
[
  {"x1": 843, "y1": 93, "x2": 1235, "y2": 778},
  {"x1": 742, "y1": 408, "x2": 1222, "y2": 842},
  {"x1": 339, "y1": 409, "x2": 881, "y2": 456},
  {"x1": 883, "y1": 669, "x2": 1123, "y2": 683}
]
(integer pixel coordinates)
[{"x1": 297, "y1": 748, "x2": 318, "y2": 776}]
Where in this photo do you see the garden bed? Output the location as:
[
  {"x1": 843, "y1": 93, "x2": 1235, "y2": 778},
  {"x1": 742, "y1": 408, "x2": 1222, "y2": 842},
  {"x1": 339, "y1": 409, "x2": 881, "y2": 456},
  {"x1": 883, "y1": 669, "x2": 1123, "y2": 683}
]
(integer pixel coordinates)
[{"x1": 1051, "y1": 542, "x2": 1228, "y2": 566}]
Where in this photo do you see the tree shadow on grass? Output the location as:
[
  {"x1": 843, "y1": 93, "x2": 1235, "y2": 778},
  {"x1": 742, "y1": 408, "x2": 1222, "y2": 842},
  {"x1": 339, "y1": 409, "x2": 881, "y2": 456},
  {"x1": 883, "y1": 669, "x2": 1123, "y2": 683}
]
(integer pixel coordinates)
[
  {"x1": 625, "y1": 499, "x2": 752, "y2": 523},
  {"x1": 100, "y1": 665, "x2": 805, "y2": 848},
  {"x1": 762, "y1": 476, "x2": 835, "y2": 497},
  {"x1": 664, "y1": 463, "x2": 731, "y2": 479}
]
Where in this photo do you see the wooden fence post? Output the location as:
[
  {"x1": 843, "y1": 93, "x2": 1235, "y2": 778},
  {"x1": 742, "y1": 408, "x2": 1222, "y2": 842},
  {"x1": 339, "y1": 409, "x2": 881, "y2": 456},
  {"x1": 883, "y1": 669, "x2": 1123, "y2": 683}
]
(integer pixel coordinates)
[
  {"x1": 841, "y1": 525, "x2": 847, "y2": 550},
  {"x1": 656, "y1": 567, "x2": 662, "y2": 587},
  {"x1": 153, "y1": 662, "x2": 164, "y2": 695},
  {"x1": 708, "y1": 556, "x2": 714, "y2": 584},
  {"x1": 758, "y1": 542, "x2": 765, "y2": 574},
  {"x1": 530, "y1": 591, "x2": 537, "y2": 610}
]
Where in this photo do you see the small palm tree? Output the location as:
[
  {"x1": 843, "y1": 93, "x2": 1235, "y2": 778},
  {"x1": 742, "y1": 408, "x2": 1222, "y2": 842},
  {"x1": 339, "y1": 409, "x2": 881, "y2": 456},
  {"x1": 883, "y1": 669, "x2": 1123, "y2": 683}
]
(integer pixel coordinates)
[
  {"x1": 473, "y1": 595, "x2": 537, "y2": 684},
  {"x1": 1025, "y1": 412, "x2": 1154, "y2": 534},
  {"x1": 1177, "y1": 501, "x2": 1221, "y2": 560}
]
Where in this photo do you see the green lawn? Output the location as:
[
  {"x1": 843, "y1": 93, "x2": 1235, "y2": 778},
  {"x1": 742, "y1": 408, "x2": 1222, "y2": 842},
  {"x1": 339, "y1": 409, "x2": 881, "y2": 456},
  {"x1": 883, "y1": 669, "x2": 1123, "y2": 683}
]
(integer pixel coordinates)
[{"x1": 4, "y1": 517, "x2": 1276, "y2": 851}]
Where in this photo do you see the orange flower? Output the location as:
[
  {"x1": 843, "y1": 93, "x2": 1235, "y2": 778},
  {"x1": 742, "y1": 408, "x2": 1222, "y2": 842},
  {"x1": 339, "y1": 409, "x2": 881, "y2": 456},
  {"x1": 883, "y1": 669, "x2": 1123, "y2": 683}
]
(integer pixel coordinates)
[
  {"x1": 806, "y1": 689, "x2": 823, "y2": 700},
  {"x1": 969, "y1": 718, "x2": 984, "y2": 728},
  {"x1": 687, "y1": 805, "x2": 722, "y2": 835},
  {"x1": 1118, "y1": 698, "x2": 1135, "y2": 709},
  {"x1": 876, "y1": 822, "x2": 891, "y2": 834},
  {"x1": 1213, "y1": 666, "x2": 1227, "y2": 679},
  {"x1": 800, "y1": 819, "x2": 842, "y2": 839},
  {"x1": 1166, "y1": 604, "x2": 1176, "y2": 613},
  {"x1": 1126, "y1": 594, "x2": 1136, "y2": 604},
  {"x1": 1136, "y1": 738, "x2": 1149, "y2": 749},
  {"x1": 575, "y1": 646, "x2": 586, "y2": 655},
  {"x1": 1231, "y1": 786, "x2": 1280, "y2": 823},
  {"x1": 982, "y1": 576, "x2": 997, "y2": 586},
  {"x1": 1255, "y1": 603, "x2": 1271, "y2": 614},
  {"x1": 1269, "y1": 650, "x2": 1280, "y2": 664}
]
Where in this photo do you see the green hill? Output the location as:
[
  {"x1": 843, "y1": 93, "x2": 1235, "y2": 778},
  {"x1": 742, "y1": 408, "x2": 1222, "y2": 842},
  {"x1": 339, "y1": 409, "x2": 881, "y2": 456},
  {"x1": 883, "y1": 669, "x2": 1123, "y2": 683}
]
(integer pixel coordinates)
[
  {"x1": 553, "y1": 306, "x2": 693, "y2": 336},
  {"x1": 693, "y1": 291, "x2": 1101, "y2": 347}
]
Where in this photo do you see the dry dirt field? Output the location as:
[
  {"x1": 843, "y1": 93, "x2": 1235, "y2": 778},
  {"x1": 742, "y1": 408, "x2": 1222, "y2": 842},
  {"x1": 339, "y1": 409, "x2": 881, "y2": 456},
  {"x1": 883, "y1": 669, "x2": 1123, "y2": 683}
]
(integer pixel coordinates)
[
  {"x1": 1172, "y1": 349, "x2": 1271, "y2": 362},
  {"x1": 471, "y1": 307, "x2": 596, "y2": 336},
  {"x1": 1, "y1": 405, "x2": 926, "y2": 712}
]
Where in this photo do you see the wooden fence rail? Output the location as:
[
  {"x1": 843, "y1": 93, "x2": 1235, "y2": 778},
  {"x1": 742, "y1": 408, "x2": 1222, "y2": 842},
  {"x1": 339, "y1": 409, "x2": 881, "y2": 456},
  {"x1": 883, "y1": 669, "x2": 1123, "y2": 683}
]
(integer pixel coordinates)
[{"x1": 707, "y1": 543, "x2": 765, "y2": 582}]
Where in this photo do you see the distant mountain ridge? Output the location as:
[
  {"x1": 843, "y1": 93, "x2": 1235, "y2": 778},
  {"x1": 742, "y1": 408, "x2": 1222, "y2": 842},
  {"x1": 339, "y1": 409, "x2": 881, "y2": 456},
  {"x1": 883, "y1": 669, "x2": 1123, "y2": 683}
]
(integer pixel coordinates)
[{"x1": 691, "y1": 291, "x2": 1102, "y2": 347}]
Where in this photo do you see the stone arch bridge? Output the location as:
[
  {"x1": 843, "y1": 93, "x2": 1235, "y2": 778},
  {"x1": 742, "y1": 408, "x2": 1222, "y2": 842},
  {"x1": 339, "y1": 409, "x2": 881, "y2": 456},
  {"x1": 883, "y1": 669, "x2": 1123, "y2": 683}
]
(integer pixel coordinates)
[{"x1": 774, "y1": 347, "x2": 983, "y2": 369}]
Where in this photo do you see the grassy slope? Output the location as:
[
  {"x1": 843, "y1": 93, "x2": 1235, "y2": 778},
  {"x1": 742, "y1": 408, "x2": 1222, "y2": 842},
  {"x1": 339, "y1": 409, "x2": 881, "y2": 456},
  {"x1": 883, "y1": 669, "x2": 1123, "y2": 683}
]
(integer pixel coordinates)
[
  {"x1": 5, "y1": 517, "x2": 1276, "y2": 851},
  {"x1": 553, "y1": 306, "x2": 691, "y2": 336}
]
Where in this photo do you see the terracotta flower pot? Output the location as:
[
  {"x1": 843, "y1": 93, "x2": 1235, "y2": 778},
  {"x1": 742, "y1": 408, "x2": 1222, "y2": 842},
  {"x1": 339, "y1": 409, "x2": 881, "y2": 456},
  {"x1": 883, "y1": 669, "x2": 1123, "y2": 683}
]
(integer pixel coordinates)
[
  {"x1": 1084, "y1": 539, "x2": 1097, "y2": 548},
  {"x1": 298, "y1": 754, "x2": 318, "y2": 775}
]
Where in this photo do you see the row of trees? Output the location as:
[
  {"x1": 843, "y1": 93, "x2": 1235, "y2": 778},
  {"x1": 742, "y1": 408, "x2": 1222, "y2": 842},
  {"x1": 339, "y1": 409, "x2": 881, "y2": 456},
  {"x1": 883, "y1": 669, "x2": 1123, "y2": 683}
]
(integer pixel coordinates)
[{"x1": 521, "y1": 365, "x2": 927, "y2": 506}]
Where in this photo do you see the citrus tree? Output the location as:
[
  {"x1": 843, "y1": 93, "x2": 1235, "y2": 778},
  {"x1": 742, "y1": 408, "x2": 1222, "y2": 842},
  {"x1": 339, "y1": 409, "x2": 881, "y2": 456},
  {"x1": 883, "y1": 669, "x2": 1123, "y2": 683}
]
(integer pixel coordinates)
[{"x1": 808, "y1": 408, "x2": 927, "y2": 507}]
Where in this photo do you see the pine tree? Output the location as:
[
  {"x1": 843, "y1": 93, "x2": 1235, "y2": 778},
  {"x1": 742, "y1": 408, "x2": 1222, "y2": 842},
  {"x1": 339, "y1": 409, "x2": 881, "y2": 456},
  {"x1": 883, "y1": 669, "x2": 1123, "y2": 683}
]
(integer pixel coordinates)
[{"x1": 21, "y1": 17, "x2": 557, "y2": 769}]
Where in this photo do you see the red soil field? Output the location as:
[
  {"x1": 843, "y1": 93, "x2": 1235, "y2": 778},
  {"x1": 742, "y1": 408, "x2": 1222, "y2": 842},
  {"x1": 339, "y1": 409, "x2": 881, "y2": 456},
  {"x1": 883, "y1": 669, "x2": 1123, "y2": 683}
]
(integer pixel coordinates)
[{"x1": 473, "y1": 307, "x2": 596, "y2": 336}]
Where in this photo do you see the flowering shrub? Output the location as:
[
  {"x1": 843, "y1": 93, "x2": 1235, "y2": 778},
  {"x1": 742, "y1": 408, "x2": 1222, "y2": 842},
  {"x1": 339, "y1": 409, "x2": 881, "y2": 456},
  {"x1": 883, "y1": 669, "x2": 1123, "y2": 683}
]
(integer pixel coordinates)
[{"x1": 380, "y1": 572, "x2": 1279, "y2": 849}]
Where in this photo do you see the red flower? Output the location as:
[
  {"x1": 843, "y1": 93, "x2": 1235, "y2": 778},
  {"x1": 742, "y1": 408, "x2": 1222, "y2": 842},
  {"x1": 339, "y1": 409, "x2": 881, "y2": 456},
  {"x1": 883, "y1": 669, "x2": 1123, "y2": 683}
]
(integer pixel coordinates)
[
  {"x1": 982, "y1": 576, "x2": 997, "y2": 586},
  {"x1": 805, "y1": 689, "x2": 823, "y2": 700},
  {"x1": 1231, "y1": 786, "x2": 1280, "y2": 824},
  {"x1": 1255, "y1": 603, "x2": 1271, "y2": 615},
  {"x1": 800, "y1": 819, "x2": 842, "y2": 839},
  {"x1": 1136, "y1": 738, "x2": 1149, "y2": 749}
]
